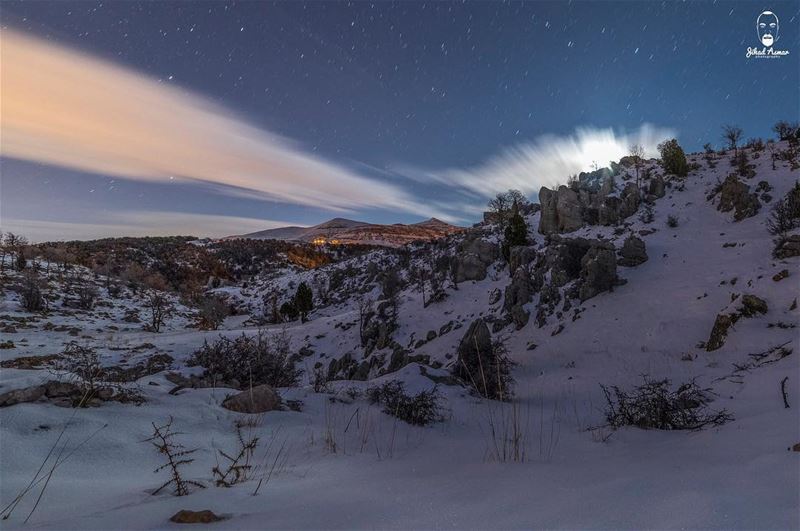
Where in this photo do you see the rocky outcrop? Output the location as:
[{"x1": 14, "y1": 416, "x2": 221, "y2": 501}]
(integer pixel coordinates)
[
  {"x1": 453, "y1": 237, "x2": 499, "y2": 282},
  {"x1": 579, "y1": 243, "x2": 619, "y2": 301},
  {"x1": 538, "y1": 180, "x2": 641, "y2": 235},
  {"x1": 648, "y1": 175, "x2": 666, "y2": 199},
  {"x1": 503, "y1": 268, "x2": 533, "y2": 329},
  {"x1": 452, "y1": 319, "x2": 506, "y2": 399},
  {"x1": 713, "y1": 175, "x2": 761, "y2": 221},
  {"x1": 508, "y1": 245, "x2": 538, "y2": 273},
  {"x1": 617, "y1": 236, "x2": 648, "y2": 267},
  {"x1": 774, "y1": 235, "x2": 800, "y2": 259},
  {"x1": 221, "y1": 384, "x2": 280, "y2": 414},
  {"x1": 706, "y1": 294, "x2": 768, "y2": 351}
]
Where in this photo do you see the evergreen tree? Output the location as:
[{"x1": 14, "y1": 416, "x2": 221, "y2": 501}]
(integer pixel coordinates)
[
  {"x1": 657, "y1": 138, "x2": 689, "y2": 178},
  {"x1": 294, "y1": 281, "x2": 313, "y2": 322},
  {"x1": 502, "y1": 202, "x2": 528, "y2": 260}
]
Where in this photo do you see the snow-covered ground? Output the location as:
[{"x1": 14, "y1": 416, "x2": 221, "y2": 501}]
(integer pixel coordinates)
[{"x1": 1, "y1": 144, "x2": 798, "y2": 529}]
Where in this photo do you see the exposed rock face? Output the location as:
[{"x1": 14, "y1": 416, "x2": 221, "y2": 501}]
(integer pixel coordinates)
[
  {"x1": 453, "y1": 319, "x2": 492, "y2": 382},
  {"x1": 706, "y1": 294, "x2": 769, "y2": 351},
  {"x1": 542, "y1": 237, "x2": 594, "y2": 287},
  {"x1": 774, "y1": 235, "x2": 800, "y2": 259},
  {"x1": 714, "y1": 174, "x2": 761, "y2": 221},
  {"x1": 706, "y1": 313, "x2": 736, "y2": 351},
  {"x1": 740, "y1": 294, "x2": 768, "y2": 317},
  {"x1": 538, "y1": 180, "x2": 641, "y2": 235},
  {"x1": 503, "y1": 268, "x2": 533, "y2": 329},
  {"x1": 508, "y1": 245, "x2": 538, "y2": 273},
  {"x1": 579, "y1": 244, "x2": 619, "y2": 301},
  {"x1": 648, "y1": 175, "x2": 666, "y2": 199},
  {"x1": 617, "y1": 236, "x2": 648, "y2": 267},
  {"x1": 453, "y1": 237, "x2": 499, "y2": 282},
  {"x1": 0, "y1": 385, "x2": 46, "y2": 407},
  {"x1": 221, "y1": 384, "x2": 280, "y2": 414},
  {"x1": 452, "y1": 319, "x2": 509, "y2": 399}
]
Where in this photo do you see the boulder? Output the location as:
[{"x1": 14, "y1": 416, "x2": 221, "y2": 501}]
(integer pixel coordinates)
[
  {"x1": 221, "y1": 384, "x2": 280, "y2": 414},
  {"x1": 555, "y1": 186, "x2": 584, "y2": 233},
  {"x1": 543, "y1": 237, "x2": 594, "y2": 287},
  {"x1": 503, "y1": 268, "x2": 533, "y2": 330},
  {"x1": 453, "y1": 237, "x2": 499, "y2": 282},
  {"x1": 740, "y1": 294, "x2": 768, "y2": 317},
  {"x1": 706, "y1": 313, "x2": 737, "y2": 352},
  {"x1": 538, "y1": 187, "x2": 559, "y2": 235},
  {"x1": 452, "y1": 319, "x2": 504, "y2": 398},
  {"x1": 619, "y1": 182, "x2": 641, "y2": 219},
  {"x1": 617, "y1": 236, "x2": 648, "y2": 267},
  {"x1": 715, "y1": 175, "x2": 761, "y2": 221},
  {"x1": 170, "y1": 510, "x2": 223, "y2": 524},
  {"x1": 579, "y1": 244, "x2": 618, "y2": 301},
  {"x1": 0, "y1": 385, "x2": 46, "y2": 407},
  {"x1": 648, "y1": 175, "x2": 666, "y2": 198},
  {"x1": 508, "y1": 245, "x2": 538, "y2": 273},
  {"x1": 774, "y1": 235, "x2": 800, "y2": 259}
]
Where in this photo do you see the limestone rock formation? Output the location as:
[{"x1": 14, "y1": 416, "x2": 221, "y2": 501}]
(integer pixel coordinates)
[
  {"x1": 714, "y1": 174, "x2": 761, "y2": 221},
  {"x1": 617, "y1": 235, "x2": 648, "y2": 267}
]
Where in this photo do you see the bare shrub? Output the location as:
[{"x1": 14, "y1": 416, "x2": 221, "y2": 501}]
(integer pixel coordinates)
[
  {"x1": 198, "y1": 295, "x2": 229, "y2": 330},
  {"x1": 188, "y1": 330, "x2": 301, "y2": 389},
  {"x1": 143, "y1": 290, "x2": 172, "y2": 332},
  {"x1": 366, "y1": 380, "x2": 443, "y2": 426},
  {"x1": 600, "y1": 377, "x2": 733, "y2": 430},
  {"x1": 145, "y1": 417, "x2": 204, "y2": 496},
  {"x1": 20, "y1": 271, "x2": 45, "y2": 312},
  {"x1": 212, "y1": 419, "x2": 259, "y2": 487},
  {"x1": 56, "y1": 342, "x2": 102, "y2": 405},
  {"x1": 76, "y1": 284, "x2": 98, "y2": 310}
]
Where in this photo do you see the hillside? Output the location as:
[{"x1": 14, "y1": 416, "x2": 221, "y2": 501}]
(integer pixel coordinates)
[
  {"x1": 0, "y1": 139, "x2": 798, "y2": 529},
  {"x1": 235, "y1": 217, "x2": 463, "y2": 247}
]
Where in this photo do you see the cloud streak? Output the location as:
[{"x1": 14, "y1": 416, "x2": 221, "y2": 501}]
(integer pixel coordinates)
[
  {"x1": 0, "y1": 29, "x2": 438, "y2": 218},
  {"x1": 405, "y1": 124, "x2": 676, "y2": 199},
  {"x1": 1, "y1": 211, "x2": 299, "y2": 243}
]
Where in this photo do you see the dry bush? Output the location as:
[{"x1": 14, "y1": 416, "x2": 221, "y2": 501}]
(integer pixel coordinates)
[
  {"x1": 601, "y1": 376, "x2": 733, "y2": 430},
  {"x1": 212, "y1": 419, "x2": 259, "y2": 487},
  {"x1": 366, "y1": 380, "x2": 444, "y2": 426},
  {"x1": 188, "y1": 330, "x2": 301, "y2": 389},
  {"x1": 145, "y1": 417, "x2": 204, "y2": 496}
]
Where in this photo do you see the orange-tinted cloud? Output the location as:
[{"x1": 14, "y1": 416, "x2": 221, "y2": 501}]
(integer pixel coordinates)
[{"x1": 0, "y1": 28, "x2": 437, "y2": 217}]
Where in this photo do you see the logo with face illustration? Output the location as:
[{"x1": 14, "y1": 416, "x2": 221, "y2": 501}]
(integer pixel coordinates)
[{"x1": 757, "y1": 11, "x2": 779, "y2": 46}]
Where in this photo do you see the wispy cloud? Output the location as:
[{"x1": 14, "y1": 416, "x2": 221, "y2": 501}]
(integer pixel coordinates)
[
  {"x1": 1, "y1": 211, "x2": 297, "y2": 243},
  {"x1": 401, "y1": 124, "x2": 676, "y2": 199},
  {"x1": 0, "y1": 29, "x2": 441, "y2": 219}
]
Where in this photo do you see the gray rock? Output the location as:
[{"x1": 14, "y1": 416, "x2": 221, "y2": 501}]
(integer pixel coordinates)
[
  {"x1": 453, "y1": 319, "x2": 505, "y2": 398},
  {"x1": 648, "y1": 175, "x2": 665, "y2": 198},
  {"x1": 579, "y1": 244, "x2": 618, "y2": 301},
  {"x1": 740, "y1": 294, "x2": 767, "y2": 317},
  {"x1": 775, "y1": 235, "x2": 800, "y2": 259},
  {"x1": 715, "y1": 174, "x2": 761, "y2": 221},
  {"x1": 503, "y1": 268, "x2": 533, "y2": 330},
  {"x1": 555, "y1": 186, "x2": 584, "y2": 233},
  {"x1": 0, "y1": 385, "x2": 46, "y2": 407},
  {"x1": 453, "y1": 237, "x2": 499, "y2": 282},
  {"x1": 508, "y1": 245, "x2": 538, "y2": 273},
  {"x1": 221, "y1": 384, "x2": 280, "y2": 414},
  {"x1": 617, "y1": 236, "x2": 648, "y2": 267}
]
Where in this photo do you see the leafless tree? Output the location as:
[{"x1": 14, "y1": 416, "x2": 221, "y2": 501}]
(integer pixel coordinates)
[
  {"x1": 144, "y1": 290, "x2": 173, "y2": 332},
  {"x1": 629, "y1": 144, "x2": 645, "y2": 188},
  {"x1": 722, "y1": 125, "x2": 743, "y2": 156}
]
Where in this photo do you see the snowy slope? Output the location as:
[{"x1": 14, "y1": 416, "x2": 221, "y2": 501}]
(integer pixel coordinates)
[{"x1": 0, "y1": 143, "x2": 798, "y2": 529}]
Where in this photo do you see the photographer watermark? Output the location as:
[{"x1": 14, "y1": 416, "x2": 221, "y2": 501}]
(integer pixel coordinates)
[{"x1": 746, "y1": 10, "x2": 790, "y2": 58}]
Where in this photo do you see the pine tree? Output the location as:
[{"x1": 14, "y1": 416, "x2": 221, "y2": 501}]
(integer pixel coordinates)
[
  {"x1": 657, "y1": 138, "x2": 689, "y2": 178},
  {"x1": 294, "y1": 282, "x2": 313, "y2": 323},
  {"x1": 502, "y1": 202, "x2": 528, "y2": 260}
]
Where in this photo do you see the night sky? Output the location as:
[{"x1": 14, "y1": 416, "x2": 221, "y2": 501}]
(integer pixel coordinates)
[{"x1": 1, "y1": 1, "x2": 798, "y2": 241}]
